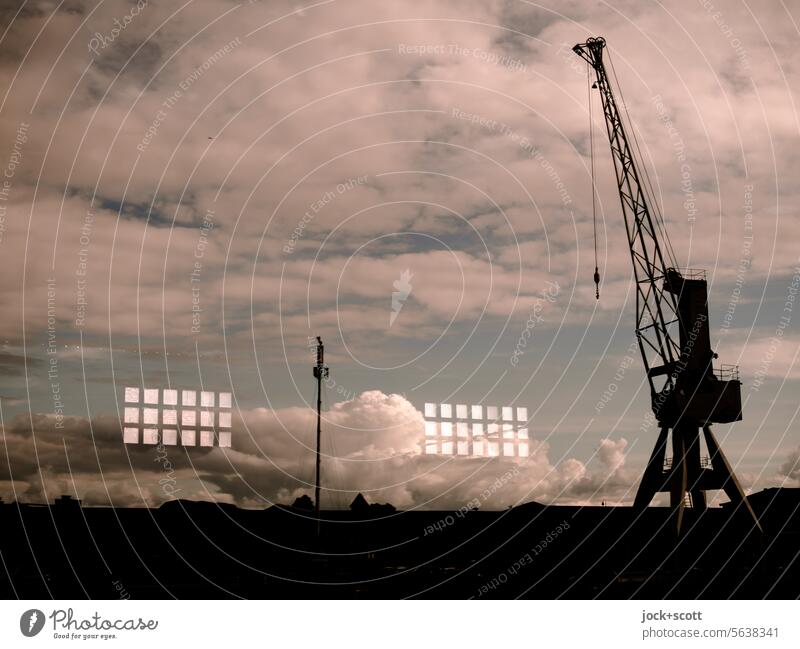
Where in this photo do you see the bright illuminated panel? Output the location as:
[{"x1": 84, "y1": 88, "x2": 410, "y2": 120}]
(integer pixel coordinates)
[
  {"x1": 143, "y1": 408, "x2": 158, "y2": 425},
  {"x1": 124, "y1": 407, "x2": 139, "y2": 424},
  {"x1": 123, "y1": 427, "x2": 138, "y2": 444},
  {"x1": 144, "y1": 389, "x2": 159, "y2": 404},
  {"x1": 200, "y1": 430, "x2": 214, "y2": 447},
  {"x1": 182, "y1": 410, "x2": 196, "y2": 426},
  {"x1": 218, "y1": 432, "x2": 232, "y2": 448},
  {"x1": 218, "y1": 412, "x2": 232, "y2": 428},
  {"x1": 181, "y1": 429, "x2": 196, "y2": 446},
  {"x1": 219, "y1": 392, "x2": 232, "y2": 408},
  {"x1": 163, "y1": 389, "x2": 178, "y2": 406},
  {"x1": 142, "y1": 428, "x2": 159, "y2": 444},
  {"x1": 182, "y1": 390, "x2": 196, "y2": 407},
  {"x1": 201, "y1": 391, "x2": 215, "y2": 407},
  {"x1": 163, "y1": 409, "x2": 177, "y2": 425},
  {"x1": 423, "y1": 401, "x2": 531, "y2": 458},
  {"x1": 162, "y1": 429, "x2": 177, "y2": 446},
  {"x1": 124, "y1": 387, "x2": 139, "y2": 403},
  {"x1": 200, "y1": 411, "x2": 214, "y2": 427}
]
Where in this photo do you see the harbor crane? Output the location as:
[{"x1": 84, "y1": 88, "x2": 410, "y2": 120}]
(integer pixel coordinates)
[{"x1": 572, "y1": 37, "x2": 760, "y2": 534}]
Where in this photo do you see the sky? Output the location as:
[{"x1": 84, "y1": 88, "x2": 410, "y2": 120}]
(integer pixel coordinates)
[{"x1": 0, "y1": 0, "x2": 799, "y2": 509}]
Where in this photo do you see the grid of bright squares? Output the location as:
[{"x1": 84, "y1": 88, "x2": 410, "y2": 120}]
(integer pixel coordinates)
[
  {"x1": 423, "y1": 403, "x2": 529, "y2": 457},
  {"x1": 122, "y1": 388, "x2": 232, "y2": 448}
]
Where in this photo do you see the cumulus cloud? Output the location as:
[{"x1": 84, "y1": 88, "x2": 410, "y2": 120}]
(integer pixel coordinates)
[
  {"x1": 779, "y1": 447, "x2": 800, "y2": 485},
  {"x1": 0, "y1": 391, "x2": 635, "y2": 509}
]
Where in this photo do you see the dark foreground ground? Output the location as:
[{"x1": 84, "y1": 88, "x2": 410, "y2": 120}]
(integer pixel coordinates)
[{"x1": 1, "y1": 495, "x2": 798, "y2": 599}]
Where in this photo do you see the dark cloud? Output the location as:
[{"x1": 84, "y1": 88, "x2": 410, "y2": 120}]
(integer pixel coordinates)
[{"x1": 0, "y1": 352, "x2": 42, "y2": 376}]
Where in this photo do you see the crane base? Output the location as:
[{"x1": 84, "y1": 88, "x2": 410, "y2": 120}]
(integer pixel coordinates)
[{"x1": 633, "y1": 422, "x2": 761, "y2": 536}]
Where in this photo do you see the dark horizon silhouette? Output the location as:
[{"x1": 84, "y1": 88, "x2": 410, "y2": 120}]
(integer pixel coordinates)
[{"x1": 1, "y1": 487, "x2": 797, "y2": 599}]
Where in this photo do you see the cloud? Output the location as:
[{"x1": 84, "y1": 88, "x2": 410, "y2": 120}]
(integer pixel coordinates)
[
  {"x1": 0, "y1": 390, "x2": 636, "y2": 509},
  {"x1": 1, "y1": 0, "x2": 798, "y2": 357},
  {"x1": 779, "y1": 447, "x2": 800, "y2": 485},
  {"x1": 0, "y1": 352, "x2": 42, "y2": 376},
  {"x1": 0, "y1": 0, "x2": 797, "y2": 503}
]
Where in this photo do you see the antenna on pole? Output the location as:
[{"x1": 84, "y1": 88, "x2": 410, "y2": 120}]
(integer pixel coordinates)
[{"x1": 313, "y1": 336, "x2": 329, "y2": 532}]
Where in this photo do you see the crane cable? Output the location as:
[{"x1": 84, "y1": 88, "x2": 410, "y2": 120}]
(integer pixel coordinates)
[{"x1": 588, "y1": 62, "x2": 600, "y2": 300}]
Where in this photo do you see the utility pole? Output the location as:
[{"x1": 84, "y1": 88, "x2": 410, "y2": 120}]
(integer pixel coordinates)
[{"x1": 313, "y1": 336, "x2": 328, "y2": 528}]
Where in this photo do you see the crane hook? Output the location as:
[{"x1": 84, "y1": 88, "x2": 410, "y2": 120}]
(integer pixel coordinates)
[{"x1": 594, "y1": 266, "x2": 600, "y2": 299}]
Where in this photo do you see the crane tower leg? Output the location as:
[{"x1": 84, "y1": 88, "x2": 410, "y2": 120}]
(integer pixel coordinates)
[
  {"x1": 634, "y1": 425, "x2": 670, "y2": 511},
  {"x1": 669, "y1": 424, "x2": 690, "y2": 535},
  {"x1": 703, "y1": 425, "x2": 761, "y2": 530}
]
